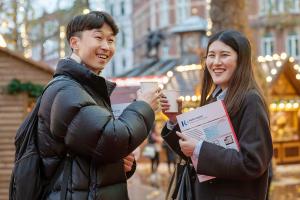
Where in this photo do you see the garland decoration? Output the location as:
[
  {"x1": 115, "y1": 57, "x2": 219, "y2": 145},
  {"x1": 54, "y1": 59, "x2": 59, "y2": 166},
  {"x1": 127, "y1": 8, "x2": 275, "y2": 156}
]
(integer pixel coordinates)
[{"x1": 7, "y1": 79, "x2": 44, "y2": 98}]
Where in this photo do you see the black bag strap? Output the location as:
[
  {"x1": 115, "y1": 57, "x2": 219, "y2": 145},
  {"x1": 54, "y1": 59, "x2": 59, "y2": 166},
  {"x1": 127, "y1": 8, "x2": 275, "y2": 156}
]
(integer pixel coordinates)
[
  {"x1": 60, "y1": 154, "x2": 72, "y2": 200},
  {"x1": 171, "y1": 158, "x2": 193, "y2": 199}
]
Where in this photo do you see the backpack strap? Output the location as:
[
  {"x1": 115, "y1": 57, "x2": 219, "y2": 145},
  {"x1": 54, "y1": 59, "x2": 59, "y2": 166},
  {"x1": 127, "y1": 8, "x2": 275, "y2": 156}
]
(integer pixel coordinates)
[{"x1": 60, "y1": 154, "x2": 72, "y2": 200}]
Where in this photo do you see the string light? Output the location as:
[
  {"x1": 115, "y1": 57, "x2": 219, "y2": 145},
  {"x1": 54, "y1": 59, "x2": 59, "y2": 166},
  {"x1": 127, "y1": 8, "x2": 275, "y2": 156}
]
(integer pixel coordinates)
[
  {"x1": 167, "y1": 71, "x2": 173, "y2": 77},
  {"x1": 83, "y1": 8, "x2": 90, "y2": 14},
  {"x1": 176, "y1": 64, "x2": 202, "y2": 72},
  {"x1": 258, "y1": 52, "x2": 300, "y2": 81},
  {"x1": 289, "y1": 57, "x2": 295, "y2": 62},
  {"x1": 206, "y1": 0, "x2": 212, "y2": 36},
  {"x1": 0, "y1": 34, "x2": 7, "y2": 47},
  {"x1": 60, "y1": 26, "x2": 66, "y2": 57},
  {"x1": 271, "y1": 68, "x2": 277, "y2": 75},
  {"x1": 269, "y1": 101, "x2": 300, "y2": 111},
  {"x1": 280, "y1": 52, "x2": 287, "y2": 59},
  {"x1": 275, "y1": 61, "x2": 282, "y2": 67},
  {"x1": 266, "y1": 76, "x2": 272, "y2": 82}
]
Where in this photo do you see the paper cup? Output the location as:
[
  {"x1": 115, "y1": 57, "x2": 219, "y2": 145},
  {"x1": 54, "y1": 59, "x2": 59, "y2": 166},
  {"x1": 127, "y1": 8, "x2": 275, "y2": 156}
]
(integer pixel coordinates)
[
  {"x1": 163, "y1": 90, "x2": 179, "y2": 113},
  {"x1": 140, "y1": 81, "x2": 159, "y2": 93}
]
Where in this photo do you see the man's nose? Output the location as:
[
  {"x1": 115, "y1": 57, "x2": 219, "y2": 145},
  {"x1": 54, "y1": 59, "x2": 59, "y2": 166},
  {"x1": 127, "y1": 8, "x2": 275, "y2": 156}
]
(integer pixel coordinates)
[{"x1": 100, "y1": 40, "x2": 110, "y2": 50}]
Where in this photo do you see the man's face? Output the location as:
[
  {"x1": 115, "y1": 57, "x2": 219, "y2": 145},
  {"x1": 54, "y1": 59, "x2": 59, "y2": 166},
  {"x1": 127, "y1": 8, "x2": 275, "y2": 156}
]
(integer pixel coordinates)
[{"x1": 71, "y1": 23, "x2": 116, "y2": 74}]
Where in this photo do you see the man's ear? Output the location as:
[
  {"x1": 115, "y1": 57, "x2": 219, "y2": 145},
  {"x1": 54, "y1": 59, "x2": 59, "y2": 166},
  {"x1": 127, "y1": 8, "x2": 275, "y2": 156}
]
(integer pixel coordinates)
[{"x1": 69, "y1": 36, "x2": 80, "y2": 51}]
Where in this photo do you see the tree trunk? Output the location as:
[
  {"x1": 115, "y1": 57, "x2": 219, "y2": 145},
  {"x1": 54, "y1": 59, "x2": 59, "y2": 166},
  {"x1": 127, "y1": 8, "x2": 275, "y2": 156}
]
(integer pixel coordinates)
[
  {"x1": 210, "y1": 0, "x2": 248, "y2": 34},
  {"x1": 209, "y1": 0, "x2": 267, "y2": 94},
  {"x1": 11, "y1": 0, "x2": 18, "y2": 50}
]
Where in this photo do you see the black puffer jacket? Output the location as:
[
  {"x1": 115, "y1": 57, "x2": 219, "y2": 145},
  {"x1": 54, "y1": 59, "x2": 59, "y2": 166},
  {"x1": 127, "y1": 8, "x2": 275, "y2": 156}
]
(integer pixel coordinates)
[{"x1": 37, "y1": 58, "x2": 155, "y2": 200}]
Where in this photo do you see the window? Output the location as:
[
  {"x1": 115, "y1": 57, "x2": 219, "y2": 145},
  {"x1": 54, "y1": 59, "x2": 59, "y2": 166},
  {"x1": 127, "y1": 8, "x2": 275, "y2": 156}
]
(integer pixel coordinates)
[
  {"x1": 288, "y1": 0, "x2": 300, "y2": 13},
  {"x1": 259, "y1": 0, "x2": 286, "y2": 15},
  {"x1": 122, "y1": 57, "x2": 126, "y2": 69},
  {"x1": 261, "y1": 35, "x2": 275, "y2": 56},
  {"x1": 287, "y1": 33, "x2": 300, "y2": 58},
  {"x1": 150, "y1": 1, "x2": 157, "y2": 30},
  {"x1": 271, "y1": 0, "x2": 284, "y2": 14},
  {"x1": 259, "y1": 0, "x2": 268, "y2": 15},
  {"x1": 160, "y1": 0, "x2": 169, "y2": 27},
  {"x1": 120, "y1": 1, "x2": 125, "y2": 16},
  {"x1": 176, "y1": 0, "x2": 190, "y2": 23},
  {"x1": 122, "y1": 31, "x2": 126, "y2": 47},
  {"x1": 110, "y1": 4, "x2": 114, "y2": 16},
  {"x1": 111, "y1": 60, "x2": 115, "y2": 76}
]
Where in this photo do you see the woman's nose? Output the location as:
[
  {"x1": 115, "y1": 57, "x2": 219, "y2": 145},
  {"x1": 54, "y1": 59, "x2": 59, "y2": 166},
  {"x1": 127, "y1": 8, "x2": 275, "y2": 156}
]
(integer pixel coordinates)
[{"x1": 213, "y1": 56, "x2": 222, "y2": 65}]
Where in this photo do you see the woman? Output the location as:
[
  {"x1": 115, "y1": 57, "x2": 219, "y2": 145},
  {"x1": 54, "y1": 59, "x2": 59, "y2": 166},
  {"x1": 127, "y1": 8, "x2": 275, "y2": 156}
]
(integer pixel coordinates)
[{"x1": 160, "y1": 30, "x2": 273, "y2": 200}]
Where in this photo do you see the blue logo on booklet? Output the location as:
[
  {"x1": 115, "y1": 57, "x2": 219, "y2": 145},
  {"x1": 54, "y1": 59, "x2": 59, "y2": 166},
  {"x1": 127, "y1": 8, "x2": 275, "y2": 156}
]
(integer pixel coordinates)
[{"x1": 181, "y1": 120, "x2": 189, "y2": 127}]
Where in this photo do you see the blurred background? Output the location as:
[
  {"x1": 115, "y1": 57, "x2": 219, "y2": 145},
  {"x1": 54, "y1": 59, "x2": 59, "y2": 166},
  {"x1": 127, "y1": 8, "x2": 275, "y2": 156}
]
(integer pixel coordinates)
[{"x1": 1, "y1": 0, "x2": 300, "y2": 199}]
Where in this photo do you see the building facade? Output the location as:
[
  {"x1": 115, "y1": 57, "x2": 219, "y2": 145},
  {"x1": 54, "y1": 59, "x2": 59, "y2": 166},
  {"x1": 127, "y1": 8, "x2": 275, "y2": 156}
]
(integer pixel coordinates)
[
  {"x1": 132, "y1": 0, "x2": 207, "y2": 65},
  {"x1": 102, "y1": 0, "x2": 134, "y2": 77}
]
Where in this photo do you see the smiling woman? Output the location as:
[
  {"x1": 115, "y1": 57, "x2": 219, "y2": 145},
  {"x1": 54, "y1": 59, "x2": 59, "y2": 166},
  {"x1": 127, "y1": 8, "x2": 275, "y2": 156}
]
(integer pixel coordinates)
[{"x1": 160, "y1": 30, "x2": 273, "y2": 200}]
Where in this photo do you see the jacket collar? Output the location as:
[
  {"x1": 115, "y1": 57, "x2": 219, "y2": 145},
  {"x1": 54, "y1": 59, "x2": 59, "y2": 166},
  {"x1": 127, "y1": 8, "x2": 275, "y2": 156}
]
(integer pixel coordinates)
[
  {"x1": 212, "y1": 86, "x2": 227, "y2": 101},
  {"x1": 54, "y1": 57, "x2": 116, "y2": 101}
]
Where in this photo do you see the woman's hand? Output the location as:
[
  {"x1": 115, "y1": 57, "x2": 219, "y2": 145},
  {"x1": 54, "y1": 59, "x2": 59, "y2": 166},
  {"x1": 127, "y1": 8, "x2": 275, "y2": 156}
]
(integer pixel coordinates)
[
  {"x1": 123, "y1": 153, "x2": 135, "y2": 172},
  {"x1": 177, "y1": 131, "x2": 198, "y2": 157},
  {"x1": 160, "y1": 96, "x2": 182, "y2": 124}
]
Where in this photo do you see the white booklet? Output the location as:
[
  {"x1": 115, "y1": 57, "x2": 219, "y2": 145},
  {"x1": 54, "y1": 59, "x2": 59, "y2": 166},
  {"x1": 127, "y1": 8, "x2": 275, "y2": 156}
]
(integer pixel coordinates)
[
  {"x1": 176, "y1": 100, "x2": 239, "y2": 182},
  {"x1": 111, "y1": 103, "x2": 131, "y2": 119}
]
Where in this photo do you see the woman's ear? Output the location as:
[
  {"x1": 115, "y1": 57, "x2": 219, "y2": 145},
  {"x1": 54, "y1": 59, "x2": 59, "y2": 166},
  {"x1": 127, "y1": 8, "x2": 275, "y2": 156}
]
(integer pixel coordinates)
[{"x1": 69, "y1": 36, "x2": 80, "y2": 51}]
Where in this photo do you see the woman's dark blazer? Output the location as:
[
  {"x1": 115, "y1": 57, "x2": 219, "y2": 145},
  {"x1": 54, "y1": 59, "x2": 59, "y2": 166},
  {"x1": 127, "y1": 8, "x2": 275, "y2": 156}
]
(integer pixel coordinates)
[{"x1": 162, "y1": 89, "x2": 273, "y2": 200}]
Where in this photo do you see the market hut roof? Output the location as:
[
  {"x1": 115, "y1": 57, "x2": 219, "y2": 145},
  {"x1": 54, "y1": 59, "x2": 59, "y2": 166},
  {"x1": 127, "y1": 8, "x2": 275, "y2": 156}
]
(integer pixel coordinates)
[
  {"x1": 0, "y1": 47, "x2": 54, "y2": 74},
  {"x1": 258, "y1": 54, "x2": 300, "y2": 95}
]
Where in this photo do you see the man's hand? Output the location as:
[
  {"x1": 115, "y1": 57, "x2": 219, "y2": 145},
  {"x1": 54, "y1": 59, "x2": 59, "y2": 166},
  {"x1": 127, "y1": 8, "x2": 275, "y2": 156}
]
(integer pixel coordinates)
[
  {"x1": 177, "y1": 131, "x2": 198, "y2": 157},
  {"x1": 123, "y1": 153, "x2": 135, "y2": 173}
]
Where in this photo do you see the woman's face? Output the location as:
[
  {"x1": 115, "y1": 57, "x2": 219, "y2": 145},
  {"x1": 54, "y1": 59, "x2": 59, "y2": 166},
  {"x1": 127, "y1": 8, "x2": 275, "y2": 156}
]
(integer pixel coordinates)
[{"x1": 206, "y1": 40, "x2": 238, "y2": 90}]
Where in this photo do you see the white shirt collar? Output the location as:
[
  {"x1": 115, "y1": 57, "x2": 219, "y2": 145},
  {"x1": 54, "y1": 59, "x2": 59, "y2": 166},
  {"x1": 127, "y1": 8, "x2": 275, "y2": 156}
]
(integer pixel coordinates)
[
  {"x1": 212, "y1": 86, "x2": 228, "y2": 100},
  {"x1": 70, "y1": 53, "x2": 82, "y2": 64}
]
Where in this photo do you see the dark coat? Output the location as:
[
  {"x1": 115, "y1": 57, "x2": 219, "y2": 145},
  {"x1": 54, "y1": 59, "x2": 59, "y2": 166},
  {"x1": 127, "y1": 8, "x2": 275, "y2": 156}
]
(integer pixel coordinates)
[
  {"x1": 37, "y1": 58, "x2": 155, "y2": 200},
  {"x1": 162, "y1": 89, "x2": 273, "y2": 200}
]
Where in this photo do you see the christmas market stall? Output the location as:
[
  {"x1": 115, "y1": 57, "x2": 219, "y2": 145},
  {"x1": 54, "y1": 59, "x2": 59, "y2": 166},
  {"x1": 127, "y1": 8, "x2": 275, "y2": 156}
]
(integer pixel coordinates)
[
  {"x1": 258, "y1": 53, "x2": 300, "y2": 164},
  {"x1": 0, "y1": 47, "x2": 53, "y2": 199}
]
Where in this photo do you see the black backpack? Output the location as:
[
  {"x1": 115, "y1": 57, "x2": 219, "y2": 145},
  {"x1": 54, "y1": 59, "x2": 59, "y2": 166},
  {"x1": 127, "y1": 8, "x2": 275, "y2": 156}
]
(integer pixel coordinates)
[{"x1": 9, "y1": 76, "x2": 71, "y2": 200}]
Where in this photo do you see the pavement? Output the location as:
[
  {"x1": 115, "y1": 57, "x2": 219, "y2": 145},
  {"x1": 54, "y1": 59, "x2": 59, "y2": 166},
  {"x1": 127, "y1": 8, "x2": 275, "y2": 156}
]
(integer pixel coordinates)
[{"x1": 128, "y1": 162, "x2": 300, "y2": 200}]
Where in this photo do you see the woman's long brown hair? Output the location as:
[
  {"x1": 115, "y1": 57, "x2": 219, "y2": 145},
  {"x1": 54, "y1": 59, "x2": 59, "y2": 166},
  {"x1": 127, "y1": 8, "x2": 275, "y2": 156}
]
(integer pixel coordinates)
[{"x1": 200, "y1": 30, "x2": 268, "y2": 117}]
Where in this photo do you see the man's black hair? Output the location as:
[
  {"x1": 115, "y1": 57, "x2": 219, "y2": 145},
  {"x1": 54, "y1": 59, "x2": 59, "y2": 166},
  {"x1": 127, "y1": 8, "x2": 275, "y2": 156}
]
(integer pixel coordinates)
[{"x1": 66, "y1": 11, "x2": 119, "y2": 43}]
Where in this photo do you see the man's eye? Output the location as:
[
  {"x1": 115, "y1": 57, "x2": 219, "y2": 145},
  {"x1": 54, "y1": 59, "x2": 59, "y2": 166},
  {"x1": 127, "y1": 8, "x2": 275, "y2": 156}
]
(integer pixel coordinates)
[
  {"x1": 96, "y1": 36, "x2": 102, "y2": 40},
  {"x1": 108, "y1": 39, "x2": 115, "y2": 43}
]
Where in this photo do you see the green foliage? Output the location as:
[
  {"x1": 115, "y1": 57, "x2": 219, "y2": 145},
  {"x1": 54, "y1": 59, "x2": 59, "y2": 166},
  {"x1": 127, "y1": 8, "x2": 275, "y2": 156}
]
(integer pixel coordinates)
[{"x1": 7, "y1": 79, "x2": 44, "y2": 98}]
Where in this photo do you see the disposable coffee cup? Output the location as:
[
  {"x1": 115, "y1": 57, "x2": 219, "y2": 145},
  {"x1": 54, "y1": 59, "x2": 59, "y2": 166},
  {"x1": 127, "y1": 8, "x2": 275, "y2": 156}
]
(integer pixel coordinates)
[
  {"x1": 163, "y1": 89, "x2": 179, "y2": 113},
  {"x1": 140, "y1": 81, "x2": 159, "y2": 93}
]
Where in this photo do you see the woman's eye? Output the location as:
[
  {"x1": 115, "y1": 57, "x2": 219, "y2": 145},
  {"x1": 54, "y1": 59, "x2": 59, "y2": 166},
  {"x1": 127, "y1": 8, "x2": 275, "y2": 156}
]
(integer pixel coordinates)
[
  {"x1": 207, "y1": 54, "x2": 215, "y2": 58},
  {"x1": 96, "y1": 36, "x2": 102, "y2": 40}
]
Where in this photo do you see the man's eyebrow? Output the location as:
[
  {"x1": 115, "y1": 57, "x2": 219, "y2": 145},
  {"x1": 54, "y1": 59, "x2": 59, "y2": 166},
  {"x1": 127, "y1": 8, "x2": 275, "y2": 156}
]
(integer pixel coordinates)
[{"x1": 93, "y1": 29, "x2": 115, "y2": 36}]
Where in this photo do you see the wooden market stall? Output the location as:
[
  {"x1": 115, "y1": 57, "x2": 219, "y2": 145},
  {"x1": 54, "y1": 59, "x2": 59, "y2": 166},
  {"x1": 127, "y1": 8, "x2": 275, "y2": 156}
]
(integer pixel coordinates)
[
  {"x1": 0, "y1": 47, "x2": 54, "y2": 199},
  {"x1": 265, "y1": 58, "x2": 300, "y2": 164}
]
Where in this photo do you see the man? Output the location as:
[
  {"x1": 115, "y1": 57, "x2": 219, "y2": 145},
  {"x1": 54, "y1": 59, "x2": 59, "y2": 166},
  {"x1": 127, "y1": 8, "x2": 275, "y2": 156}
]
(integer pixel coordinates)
[{"x1": 38, "y1": 11, "x2": 161, "y2": 199}]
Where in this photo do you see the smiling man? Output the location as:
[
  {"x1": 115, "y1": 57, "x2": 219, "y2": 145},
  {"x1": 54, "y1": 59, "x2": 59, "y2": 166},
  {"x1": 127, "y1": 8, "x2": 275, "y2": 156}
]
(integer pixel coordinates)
[{"x1": 37, "y1": 11, "x2": 161, "y2": 200}]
